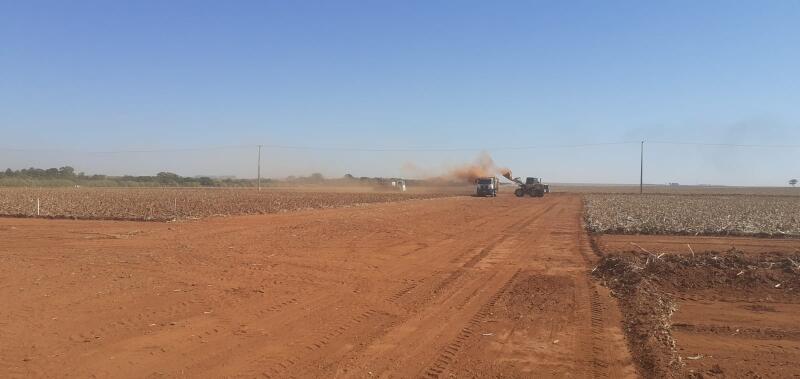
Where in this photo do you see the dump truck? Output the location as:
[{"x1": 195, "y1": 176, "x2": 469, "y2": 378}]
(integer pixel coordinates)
[{"x1": 475, "y1": 177, "x2": 498, "y2": 197}]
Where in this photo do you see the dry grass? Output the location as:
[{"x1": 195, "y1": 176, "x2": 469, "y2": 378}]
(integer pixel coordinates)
[
  {"x1": 0, "y1": 187, "x2": 456, "y2": 221},
  {"x1": 557, "y1": 185, "x2": 800, "y2": 195},
  {"x1": 584, "y1": 194, "x2": 800, "y2": 237}
]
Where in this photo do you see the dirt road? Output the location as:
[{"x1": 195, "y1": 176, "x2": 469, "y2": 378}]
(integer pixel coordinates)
[{"x1": 0, "y1": 194, "x2": 636, "y2": 378}]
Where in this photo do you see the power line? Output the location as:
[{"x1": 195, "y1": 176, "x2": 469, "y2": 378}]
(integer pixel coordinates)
[
  {"x1": 2, "y1": 140, "x2": 798, "y2": 154},
  {"x1": 0, "y1": 141, "x2": 641, "y2": 154},
  {"x1": 648, "y1": 141, "x2": 800, "y2": 148},
  {"x1": 0, "y1": 145, "x2": 254, "y2": 154},
  {"x1": 256, "y1": 141, "x2": 640, "y2": 152}
]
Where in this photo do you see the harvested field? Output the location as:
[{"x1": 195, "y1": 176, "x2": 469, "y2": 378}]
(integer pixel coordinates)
[
  {"x1": 556, "y1": 185, "x2": 800, "y2": 196},
  {"x1": 0, "y1": 187, "x2": 459, "y2": 221},
  {"x1": 0, "y1": 194, "x2": 637, "y2": 378},
  {"x1": 593, "y1": 233, "x2": 800, "y2": 379},
  {"x1": 584, "y1": 194, "x2": 800, "y2": 237}
]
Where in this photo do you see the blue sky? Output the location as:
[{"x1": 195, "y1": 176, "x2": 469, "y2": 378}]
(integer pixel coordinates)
[{"x1": 1, "y1": 1, "x2": 799, "y2": 185}]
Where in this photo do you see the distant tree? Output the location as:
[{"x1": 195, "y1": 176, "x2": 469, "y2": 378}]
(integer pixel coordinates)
[
  {"x1": 791, "y1": 179, "x2": 798, "y2": 187},
  {"x1": 198, "y1": 176, "x2": 214, "y2": 186},
  {"x1": 343, "y1": 173, "x2": 354, "y2": 180},
  {"x1": 309, "y1": 173, "x2": 324, "y2": 182},
  {"x1": 23, "y1": 167, "x2": 44, "y2": 177},
  {"x1": 58, "y1": 166, "x2": 76, "y2": 177},
  {"x1": 156, "y1": 172, "x2": 181, "y2": 185},
  {"x1": 0, "y1": 166, "x2": 257, "y2": 188}
]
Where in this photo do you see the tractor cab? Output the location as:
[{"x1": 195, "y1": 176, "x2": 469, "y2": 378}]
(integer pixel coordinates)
[{"x1": 525, "y1": 177, "x2": 541, "y2": 185}]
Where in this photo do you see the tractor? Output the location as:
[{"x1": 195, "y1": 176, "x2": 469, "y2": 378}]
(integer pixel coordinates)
[{"x1": 511, "y1": 177, "x2": 547, "y2": 197}]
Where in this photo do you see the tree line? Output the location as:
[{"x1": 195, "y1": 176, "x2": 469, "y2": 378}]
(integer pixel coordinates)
[
  {"x1": 0, "y1": 166, "x2": 260, "y2": 187},
  {"x1": 0, "y1": 167, "x2": 434, "y2": 187}
]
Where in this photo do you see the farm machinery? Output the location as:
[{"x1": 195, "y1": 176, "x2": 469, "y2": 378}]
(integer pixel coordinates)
[
  {"x1": 474, "y1": 176, "x2": 498, "y2": 197},
  {"x1": 503, "y1": 172, "x2": 549, "y2": 197}
]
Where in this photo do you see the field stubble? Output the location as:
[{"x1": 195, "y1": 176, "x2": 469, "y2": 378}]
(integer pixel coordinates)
[
  {"x1": 584, "y1": 194, "x2": 800, "y2": 237},
  {"x1": 0, "y1": 187, "x2": 462, "y2": 221}
]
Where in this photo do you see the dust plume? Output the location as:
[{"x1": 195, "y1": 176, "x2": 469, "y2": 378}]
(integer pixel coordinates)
[
  {"x1": 400, "y1": 161, "x2": 435, "y2": 178},
  {"x1": 443, "y1": 152, "x2": 511, "y2": 183},
  {"x1": 501, "y1": 169, "x2": 513, "y2": 182}
]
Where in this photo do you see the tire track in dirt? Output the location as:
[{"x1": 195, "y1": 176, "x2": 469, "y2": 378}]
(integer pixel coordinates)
[
  {"x1": 189, "y1": 211, "x2": 530, "y2": 375},
  {"x1": 417, "y1": 201, "x2": 557, "y2": 303},
  {"x1": 558, "y1": 199, "x2": 614, "y2": 378},
  {"x1": 200, "y1": 201, "x2": 549, "y2": 378},
  {"x1": 577, "y1": 200, "x2": 638, "y2": 379},
  {"x1": 336, "y1": 199, "x2": 560, "y2": 378},
  {"x1": 578, "y1": 228, "x2": 614, "y2": 378},
  {"x1": 236, "y1": 203, "x2": 544, "y2": 376},
  {"x1": 450, "y1": 202, "x2": 558, "y2": 267},
  {"x1": 433, "y1": 202, "x2": 567, "y2": 377},
  {"x1": 430, "y1": 196, "x2": 635, "y2": 378},
  {"x1": 365, "y1": 201, "x2": 535, "y2": 307},
  {"x1": 421, "y1": 270, "x2": 521, "y2": 378},
  {"x1": 386, "y1": 279, "x2": 425, "y2": 304},
  {"x1": 588, "y1": 285, "x2": 611, "y2": 378},
  {"x1": 259, "y1": 308, "x2": 389, "y2": 378}
]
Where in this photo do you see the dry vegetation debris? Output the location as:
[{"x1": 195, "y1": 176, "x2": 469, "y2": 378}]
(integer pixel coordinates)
[
  {"x1": 584, "y1": 194, "x2": 800, "y2": 237},
  {"x1": 594, "y1": 250, "x2": 800, "y2": 378},
  {"x1": 0, "y1": 188, "x2": 454, "y2": 221}
]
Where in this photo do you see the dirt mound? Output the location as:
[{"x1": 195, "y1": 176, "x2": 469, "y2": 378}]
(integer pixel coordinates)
[
  {"x1": 594, "y1": 255, "x2": 680, "y2": 378},
  {"x1": 594, "y1": 250, "x2": 800, "y2": 378},
  {"x1": 601, "y1": 250, "x2": 800, "y2": 294}
]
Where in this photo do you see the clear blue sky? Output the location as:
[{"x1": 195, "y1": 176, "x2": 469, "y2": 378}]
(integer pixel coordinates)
[{"x1": 1, "y1": 1, "x2": 799, "y2": 185}]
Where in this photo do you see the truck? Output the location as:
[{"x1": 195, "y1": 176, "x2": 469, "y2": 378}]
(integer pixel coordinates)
[
  {"x1": 475, "y1": 177, "x2": 498, "y2": 197},
  {"x1": 391, "y1": 179, "x2": 407, "y2": 192}
]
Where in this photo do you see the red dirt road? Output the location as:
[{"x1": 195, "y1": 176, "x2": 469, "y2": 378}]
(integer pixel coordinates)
[{"x1": 0, "y1": 194, "x2": 636, "y2": 378}]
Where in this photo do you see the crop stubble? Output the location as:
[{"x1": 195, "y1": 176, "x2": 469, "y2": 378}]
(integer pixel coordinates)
[
  {"x1": 0, "y1": 187, "x2": 456, "y2": 221},
  {"x1": 584, "y1": 194, "x2": 800, "y2": 237}
]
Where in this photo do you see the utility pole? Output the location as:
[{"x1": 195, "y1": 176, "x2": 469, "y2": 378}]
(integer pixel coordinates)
[
  {"x1": 640, "y1": 140, "x2": 644, "y2": 194},
  {"x1": 257, "y1": 144, "x2": 262, "y2": 191}
]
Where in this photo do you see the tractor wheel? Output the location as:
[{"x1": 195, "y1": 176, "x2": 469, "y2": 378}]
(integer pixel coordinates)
[{"x1": 514, "y1": 188, "x2": 524, "y2": 197}]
